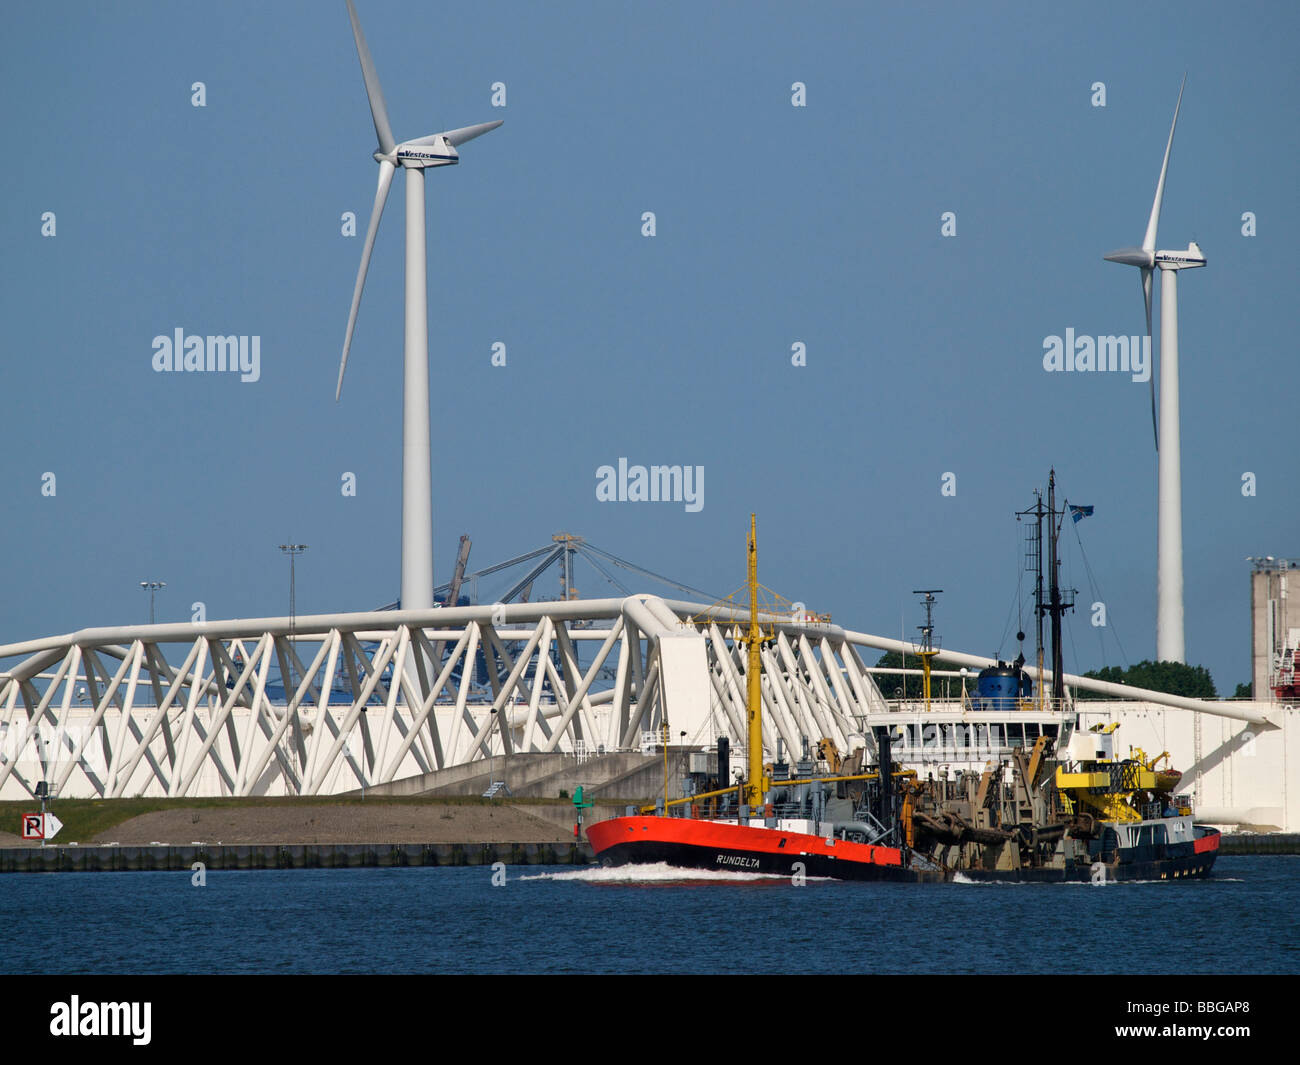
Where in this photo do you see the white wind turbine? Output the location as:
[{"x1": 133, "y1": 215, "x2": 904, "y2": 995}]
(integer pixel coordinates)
[
  {"x1": 335, "y1": 0, "x2": 501, "y2": 612},
  {"x1": 1104, "y1": 76, "x2": 1206, "y2": 664}
]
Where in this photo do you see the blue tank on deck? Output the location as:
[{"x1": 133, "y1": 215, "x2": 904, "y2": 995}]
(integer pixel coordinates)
[{"x1": 974, "y1": 662, "x2": 1032, "y2": 711}]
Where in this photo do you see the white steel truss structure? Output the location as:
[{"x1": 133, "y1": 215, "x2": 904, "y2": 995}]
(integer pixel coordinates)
[{"x1": 0, "y1": 596, "x2": 1274, "y2": 801}]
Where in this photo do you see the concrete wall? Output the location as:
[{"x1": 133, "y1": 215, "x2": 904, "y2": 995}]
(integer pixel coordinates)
[
  {"x1": 1075, "y1": 701, "x2": 1299, "y2": 832},
  {"x1": 0, "y1": 841, "x2": 593, "y2": 873}
]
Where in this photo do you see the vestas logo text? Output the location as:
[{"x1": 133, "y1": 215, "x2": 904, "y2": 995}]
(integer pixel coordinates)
[{"x1": 50, "y1": 997, "x2": 151, "y2": 1045}]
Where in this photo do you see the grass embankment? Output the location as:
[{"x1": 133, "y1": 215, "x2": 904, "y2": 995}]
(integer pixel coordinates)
[{"x1": 0, "y1": 794, "x2": 586, "y2": 845}]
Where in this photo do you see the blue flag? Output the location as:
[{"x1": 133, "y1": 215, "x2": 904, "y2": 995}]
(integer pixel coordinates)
[{"x1": 1069, "y1": 504, "x2": 1094, "y2": 524}]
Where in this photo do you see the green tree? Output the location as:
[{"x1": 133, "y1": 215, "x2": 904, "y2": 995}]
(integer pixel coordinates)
[
  {"x1": 1233, "y1": 682, "x2": 1252, "y2": 699},
  {"x1": 871, "y1": 650, "x2": 977, "y2": 700},
  {"x1": 1076, "y1": 659, "x2": 1217, "y2": 700}
]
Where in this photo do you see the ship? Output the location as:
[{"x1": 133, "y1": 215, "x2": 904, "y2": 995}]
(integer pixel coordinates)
[
  {"x1": 587, "y1": 515, "x2": 940, "y2": 882},
  {"x1": 888, "y1": 471, "x2": 1221, "y2": 882},
  {"x1": 907, "y1": 722, "x2": 1220, "y2": 883},
  {"x1": 586, "y1": 487, "x2": 1220, "y2": 883},
  {"x1": 585, "y1": 729, "x2": 946, "y2": 882}
]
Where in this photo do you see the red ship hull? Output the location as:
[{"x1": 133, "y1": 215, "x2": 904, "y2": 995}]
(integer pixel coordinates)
[
  {"x1": 586, "y1": 817, "x2": 1221, "y2": 884},
  {"x1": 585, "y1": 815, "x2": 940, "y2": 882}
]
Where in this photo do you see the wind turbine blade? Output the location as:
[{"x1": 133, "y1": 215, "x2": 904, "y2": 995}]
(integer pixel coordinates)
[
  {"x1": 346, "y1": 0, "x2": 396, "y2": 155},
  {"x1": 1143, "y1": 267, "x2": 1157, "y2": 450},
  {"x1": 446, "y1": 119, "x2": 503, "y2": 146},
  {"x1": 1142, "y1": 267, "x2": 1153, "y2": 341},
  {"x1": 1142, "y1": 75, "x2": 1185, "y2": 254},
  {"x1": 337, "y1": 159, "x2": 396, "y2": 401},
  {"x1": 408, "y1": 120, "x2": 503, "y2": 148},
  {"x1": 1148, "y1": 377, "x2": 1159, "y2": 450}
]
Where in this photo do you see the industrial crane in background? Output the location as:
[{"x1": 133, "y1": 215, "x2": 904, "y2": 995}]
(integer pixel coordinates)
[
  {"x1": 445, "y1": 535, "x2": 472, "y2": 608},
  {"x1": 378, "y1": 532, "x2": 718, "y2": 611},
  {"x1": 356, "y1": 533, "x2": 722, "y2": 702}
]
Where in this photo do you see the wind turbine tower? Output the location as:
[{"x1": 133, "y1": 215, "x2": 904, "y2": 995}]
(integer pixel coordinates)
[
  {"x1": 335, "y1": 0, "x2": 502, "y2": 612},
  {"x1": 1104, "y1": 77, "x2": 1206, "y2": 664}
]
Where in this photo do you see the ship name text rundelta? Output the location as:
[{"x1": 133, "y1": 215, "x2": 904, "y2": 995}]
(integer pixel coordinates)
[{"x1": 716, "y1": 854, "x2": 761, "y2": 868}]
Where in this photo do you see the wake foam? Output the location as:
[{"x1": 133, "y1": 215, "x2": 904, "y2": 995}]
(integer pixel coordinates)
[{"x1": 519, "y1": 862, "x2": 795, "y2": 884}]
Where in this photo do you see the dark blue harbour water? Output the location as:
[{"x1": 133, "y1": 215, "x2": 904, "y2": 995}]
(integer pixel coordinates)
[{"x1": 3, "y1": 856, "x2": 1297, "y2": 974}]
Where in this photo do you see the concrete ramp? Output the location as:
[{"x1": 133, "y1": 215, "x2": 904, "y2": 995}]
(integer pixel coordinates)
[{"x1": 355, "y1": 750, "x2": 687, "y2": 801}]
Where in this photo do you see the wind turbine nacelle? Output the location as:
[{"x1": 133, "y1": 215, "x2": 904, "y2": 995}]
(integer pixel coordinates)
[
  {"x1": 1155, "y1": 241, "x2": 1207, "y2": 270},
  {"x1": 1103, "y1": 246, "x2": 1155, "y2": 268},
  {"x1": 396, "y1": 138, "x2": 459, "y2": 168}
]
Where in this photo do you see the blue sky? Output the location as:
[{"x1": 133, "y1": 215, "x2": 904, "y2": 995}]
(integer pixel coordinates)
[{"x1": 2, "y1": 0, "x2": 1296, "y2": 694}]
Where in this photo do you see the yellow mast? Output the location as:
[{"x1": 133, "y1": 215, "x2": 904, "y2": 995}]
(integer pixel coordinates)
[
  {"x1": 744, "y1": 514, "x2": 767, "y2": 809},
  {"x1": 919, "y1": 649, "x2": 937, "y2": 712},
  {"x1": 913, "y1": 590, "x2": 941, "y2": 714}
]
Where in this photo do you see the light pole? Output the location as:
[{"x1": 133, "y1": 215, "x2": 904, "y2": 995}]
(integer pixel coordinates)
[
  {"x1": 140, "y1": 580, "x2": 165, "y2": 624},
  {"x1": 279, "y1": 544, "x2": 308, "y2": 640}
]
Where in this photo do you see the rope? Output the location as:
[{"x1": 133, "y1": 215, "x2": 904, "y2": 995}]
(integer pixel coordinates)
[
  {"x1": 1067, "y1": 508, "x2": 1131, "y2": 669},
  {"x1": 997, "y1": 520, "x2": 1026, "y2": 658}
]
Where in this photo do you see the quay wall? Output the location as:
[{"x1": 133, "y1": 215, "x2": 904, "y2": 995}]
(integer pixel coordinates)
[{"x1": 0, "y1": 841, "x2": 595, "y2": 873}]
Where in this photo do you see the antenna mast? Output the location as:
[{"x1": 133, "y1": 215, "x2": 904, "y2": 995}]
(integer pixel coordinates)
[
  {"x1": 912, "y1": 590, "x2": 943, "y2": 712},
  {"x1": 1019, "y1": 471, "x2": 1077, "y2": 707},
  {"x1": 744, "y1": 514, "x2": 767, "y2": 811}
]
